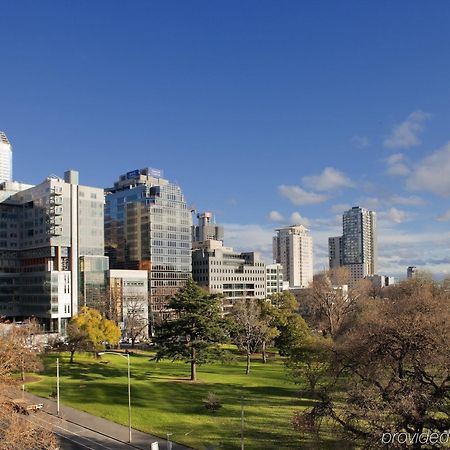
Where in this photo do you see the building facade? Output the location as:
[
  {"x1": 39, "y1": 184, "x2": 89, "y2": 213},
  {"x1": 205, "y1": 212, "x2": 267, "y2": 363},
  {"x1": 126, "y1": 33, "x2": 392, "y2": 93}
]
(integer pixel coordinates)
[
  {"x1": 192, "y1": 240, "x2": 266, "y2": 313},
  {"x1": 105, "y1": 168, "x2": 192, "y2": 325},
  {"x1": 0, "y1": 132, "x2": 12, "y2": 184},
  {"x1": 328, "y1": 236, "x2": 343, "y2": 269},
  {"x1": 192, "y1": 211, "x2": 224, "y2": 243},
  {"x1": 273, "y1": 225, "x2": 313, "y2": 288},
  {"x1": 266, "y1": 263, "x2": 287, "y2": 295},
  {"x1": 0, "y1": 170, "x2": 106, "y2": 332},
  {"x1": 329, "y1": 206, "x2": 377, "y2": 282},
  {"x1": 407, "y1": 266, "x2": 418, "y2": 279},
  {"x1": 109, "y1": 269, "x2": 149, "y2": 341}
]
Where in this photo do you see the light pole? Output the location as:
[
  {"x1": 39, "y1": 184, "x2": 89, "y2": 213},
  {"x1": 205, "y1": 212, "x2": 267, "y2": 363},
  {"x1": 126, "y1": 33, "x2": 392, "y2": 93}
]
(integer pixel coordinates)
[
  {"x1": 56, "y1": 357, "x2": 60, "y2": 416},
  {"x1": 98, "y1": 351, "x2": 132, "y2": 443}
]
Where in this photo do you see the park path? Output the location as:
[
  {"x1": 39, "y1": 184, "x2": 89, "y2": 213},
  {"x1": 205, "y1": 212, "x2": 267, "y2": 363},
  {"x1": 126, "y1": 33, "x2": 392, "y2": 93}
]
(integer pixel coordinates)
[{"x1": 14, "y1": 389, "x2": 191, "y2": 450}]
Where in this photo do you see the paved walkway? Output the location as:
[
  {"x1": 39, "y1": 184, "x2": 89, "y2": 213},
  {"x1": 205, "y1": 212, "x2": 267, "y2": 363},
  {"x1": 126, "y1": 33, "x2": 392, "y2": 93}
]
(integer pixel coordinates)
[{"x1": 16, "y1": 389, "x2": 191, "y2": 450}]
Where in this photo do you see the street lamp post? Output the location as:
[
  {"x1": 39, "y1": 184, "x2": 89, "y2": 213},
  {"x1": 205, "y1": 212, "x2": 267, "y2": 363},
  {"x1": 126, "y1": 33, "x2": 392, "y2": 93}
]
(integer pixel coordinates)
[
  {"x1": 98, "y1": 351, "x2": 132, "y2": 443},
  {"x1": 56, "y1": 357, "x2": 60, "y2": 416}
]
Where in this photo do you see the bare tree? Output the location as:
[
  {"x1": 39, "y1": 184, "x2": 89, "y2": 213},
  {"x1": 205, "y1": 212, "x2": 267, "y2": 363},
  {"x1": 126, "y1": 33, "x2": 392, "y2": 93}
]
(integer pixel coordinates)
[
  {"x1": 232, "y1": 299, "x2": 270, "y2": 375},
  {"x1": 0, "y1": 401, "x2": 58, "y2": 450},
  {"x1": 306, "y1": 267, "x2": 370, "y2": 338},
  {"x1": 123, "y1": 295, "x2": 149, "y2": 348},
  {"x1": 0, "y1": 326, "x2": 57, "y2": 449},
  {"x1": 294, "y1": 280, "x2": 450, "y2": 449}
]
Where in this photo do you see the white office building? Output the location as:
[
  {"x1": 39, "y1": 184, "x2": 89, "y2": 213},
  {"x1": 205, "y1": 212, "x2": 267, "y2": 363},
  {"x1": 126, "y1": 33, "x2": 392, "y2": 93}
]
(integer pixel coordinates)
[
  {"x1": 192, "y1": 239, "x2": 266, "y2": 313},
  {"x1": 0, "y1": 132, "x2": 13, "y2": 183},
  {"x1": 266, "y1": 263, "x2": 287, "y2": 295},
  {"x1": 273, "y1": 225, "x2": 313, "y2": 288},
  {"x1": 0, "y1": 170, "x2": 107, "y2": 333},
  {"x1": 109, "y1": 269, "x2": 149, "y2": 340}
]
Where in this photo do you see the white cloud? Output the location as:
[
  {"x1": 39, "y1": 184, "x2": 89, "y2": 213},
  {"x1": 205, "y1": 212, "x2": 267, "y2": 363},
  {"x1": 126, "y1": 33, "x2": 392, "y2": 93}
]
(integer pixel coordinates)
[
  {"x1": 223, "y1": 223, "x2": 274, "y2": 262},
  {"x1": 407, "y1": 141, "x2": 450, "y2": 197},
  {"x1": 351, "y1": 135, "x2": 370, "y2": 148},
  {"x1": 358, "y1": 197, "x2": 382, "y2": 211},
  {"x1": 380, "y1": 207, "x2": 409, "y2": 224},
  {"x1": 385, "y1": 153, "x2": 410, "y2": 176},
  {"x1": 384, "y1": 110, "x2": 431, "y2": 149},
  {"x1": 302, "y1": 167, "x2": 354, "y2": 192},
  {"x1": 437, "y1": 210, "x2": 450, "y2": 222},
  {"x1": 268, "y1": 210, "x2": 284, "y2": 222},
  {"x1": 289, "y1": 212, "x2": 311, "y2": 227},
  {"x1": 330, "y1": 203, "x2": 351, "y2": 214},
  {"x1": 278, "y1": 185, "x2": 328, "y2": 205},
  {"x1": 389, "y1": 194, "x2": 424, "y2": 206}
]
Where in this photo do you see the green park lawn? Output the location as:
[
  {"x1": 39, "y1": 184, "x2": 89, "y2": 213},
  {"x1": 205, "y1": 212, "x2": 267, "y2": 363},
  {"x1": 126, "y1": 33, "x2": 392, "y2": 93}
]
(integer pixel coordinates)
[{"x1": 27, "y1": 350, "x2": 346, "y2": 449}]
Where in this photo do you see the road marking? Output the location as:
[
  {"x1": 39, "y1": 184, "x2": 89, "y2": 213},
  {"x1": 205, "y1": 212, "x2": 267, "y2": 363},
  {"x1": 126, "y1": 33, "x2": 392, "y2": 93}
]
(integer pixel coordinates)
[{"x1": 28, "y1": 413, "x2": 125, "y2": 450}]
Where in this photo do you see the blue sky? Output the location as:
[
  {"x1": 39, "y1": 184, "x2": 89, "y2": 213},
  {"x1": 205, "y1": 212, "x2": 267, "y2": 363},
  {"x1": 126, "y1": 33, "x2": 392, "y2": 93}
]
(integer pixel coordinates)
[{"x1": 1, "y1": 1, "x2": 450, "y2": 278}]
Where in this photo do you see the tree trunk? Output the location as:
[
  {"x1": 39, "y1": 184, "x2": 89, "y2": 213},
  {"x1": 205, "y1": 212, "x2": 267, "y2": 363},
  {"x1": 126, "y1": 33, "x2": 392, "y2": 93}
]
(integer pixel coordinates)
[
  {"x1": 246, "y1": 352, "x2": 251, "y2": 375},
  {"x1": 70, "y1": 350, "x2": 75, "y2": 364},
  {"x1": 262, "y1": 340, "x2": 267, "y2": 364},
  {"x1": 131, "y1": 337, "x2": 135, "y2": 349},
  {"x1": 191, "y1": 346, "x2": 197, "y2": 381}
]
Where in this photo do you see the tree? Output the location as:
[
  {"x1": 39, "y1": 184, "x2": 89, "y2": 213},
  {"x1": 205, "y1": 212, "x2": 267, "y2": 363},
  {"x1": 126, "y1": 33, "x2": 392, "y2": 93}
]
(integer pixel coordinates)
[
  {"x1": 286, "y1": 334, "x2": 332, "y2": 394},
  {"x1": 266, "y1": 291, "x2": 310, "y2": 356},
  {"x1": 0, "y1": 325, "x2": 58, "y2": 449},
  {"x1": 66, "y1": 321, "x2": 91, "y2": 364},
  {"x1": 306, "y1": 268, "x2": 370, "y2": 339},
  {"x1": 231, "y1": 299, "x2": 271, "y2": 374},
  {"x1": 154, "y1": 279, "x2": 227, "y2": 381},
  {"x1": 294, "y1": 283, "x2": 450, "y2": 449},
  {"x1": 123, "y1": 296, "x2": 149, "y2": 348},
  {"x1": 66, "y1": 307, "x2": 121, "y2": 363},
  {"x1": 0, "y1": 324, "x2": 43, "y2": 382}
]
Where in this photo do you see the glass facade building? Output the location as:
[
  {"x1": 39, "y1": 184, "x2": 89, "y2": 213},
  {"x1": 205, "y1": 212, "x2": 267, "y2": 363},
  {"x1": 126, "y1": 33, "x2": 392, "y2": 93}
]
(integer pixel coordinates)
[
  {"x1": 105, "y1": 168, "x2": 192, "y2": 327},
  {"x1": 329, "y1": 206, "x2": 377, "y2": 282}
]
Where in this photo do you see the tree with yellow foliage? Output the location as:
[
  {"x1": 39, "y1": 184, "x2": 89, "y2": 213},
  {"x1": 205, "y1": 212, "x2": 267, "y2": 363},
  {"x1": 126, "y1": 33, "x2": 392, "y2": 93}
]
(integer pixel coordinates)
[{"x1": 66, "y1": 307, "x2": 120, "y2": 363}]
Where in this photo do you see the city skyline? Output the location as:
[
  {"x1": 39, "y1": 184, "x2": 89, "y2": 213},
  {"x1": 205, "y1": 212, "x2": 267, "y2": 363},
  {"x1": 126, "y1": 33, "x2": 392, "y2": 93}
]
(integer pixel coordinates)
[{"x1": 2, "y1": 2, "x2": 450, "y2": 278}]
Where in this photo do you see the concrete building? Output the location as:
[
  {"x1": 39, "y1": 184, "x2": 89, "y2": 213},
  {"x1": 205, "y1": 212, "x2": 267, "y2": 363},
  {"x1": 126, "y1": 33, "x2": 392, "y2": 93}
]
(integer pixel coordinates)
[
  {"x1": 266, "y1": 263, "x2": 287, "y2": 295},
  {"x1": 105, "y1": 168, "x2": 192, "y2": 324},
  {"x1": 0, "y1": 170, "x2": 107, "y2": 333},
  {"x1": 273, "y1": 225, "x2": 313, "y2": 288},
  {"x1": 328, "y1": 236, "x2": 343, "y2": 269},
  {"x1": 192, "y1": 239, "x2": 266, "y2": 313},
  {"x1": 192, "y1": 211, "x2": 224, "y2": 243},
  {"x1": 109, "y1": 269, "x2": 149, "y2": 340},
  {"x1": 367, "y1": 274, "x2": 395, "y2": 288},
  {"x1": 407, "y1": 266, "x2": 418, "y2": 279},
  {"x1": 329, "y1": 206, "x2": 377, "y2": 282},
  {"x1": 0, "y1": 132, "x2": 13, "y2": 184}
]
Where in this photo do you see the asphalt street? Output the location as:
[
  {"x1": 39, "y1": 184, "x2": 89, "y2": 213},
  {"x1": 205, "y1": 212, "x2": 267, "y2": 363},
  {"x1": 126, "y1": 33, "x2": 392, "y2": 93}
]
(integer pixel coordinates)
[{"x1": 13, "y1": 390, "x2": 190, "y2": 450}]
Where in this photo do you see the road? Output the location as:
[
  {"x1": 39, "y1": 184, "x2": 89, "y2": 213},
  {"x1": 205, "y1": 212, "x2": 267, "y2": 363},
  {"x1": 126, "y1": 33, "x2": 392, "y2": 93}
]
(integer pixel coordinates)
[
  {"x1": 13, "y1": 390, "x2": 190, "y2": 450},
  {"x1": 25, "y1": 410, "x2": 164, "y2": 450}
]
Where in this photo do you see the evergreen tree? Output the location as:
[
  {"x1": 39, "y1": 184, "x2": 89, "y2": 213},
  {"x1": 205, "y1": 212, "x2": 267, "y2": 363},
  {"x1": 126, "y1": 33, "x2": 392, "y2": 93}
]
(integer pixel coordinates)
[{"x1": 154, "y1": 279, "x2": 227, "y2": 381}]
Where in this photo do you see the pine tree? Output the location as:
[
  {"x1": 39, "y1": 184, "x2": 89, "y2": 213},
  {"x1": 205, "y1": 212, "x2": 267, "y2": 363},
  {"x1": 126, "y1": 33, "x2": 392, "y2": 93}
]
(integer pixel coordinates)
[{"x1": 154, "y1": 279, "x2": 227, "y2": 381}]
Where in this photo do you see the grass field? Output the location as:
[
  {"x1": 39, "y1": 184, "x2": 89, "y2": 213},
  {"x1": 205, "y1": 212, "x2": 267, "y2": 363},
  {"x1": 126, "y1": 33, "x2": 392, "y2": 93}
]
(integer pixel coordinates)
[{"x1": 27, "y1": 350, "x2": 345, "y2": 449}]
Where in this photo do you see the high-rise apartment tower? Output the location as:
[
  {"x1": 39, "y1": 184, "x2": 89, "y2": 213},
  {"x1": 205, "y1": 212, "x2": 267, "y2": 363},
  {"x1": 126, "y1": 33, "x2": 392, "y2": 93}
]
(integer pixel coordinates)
[
  {"x1": 0, "y1": 132, "x2": 13, "y2": 183},
  {"x1": 329, "y1": 206, "x2": 377, "y2": 281},
  {"x1": 273, "y1": 224, "x2": 313, "y2": 288}
]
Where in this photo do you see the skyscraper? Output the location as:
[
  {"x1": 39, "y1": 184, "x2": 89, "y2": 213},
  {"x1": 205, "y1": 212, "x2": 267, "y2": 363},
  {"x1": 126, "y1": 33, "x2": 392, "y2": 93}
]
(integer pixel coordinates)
[
  {"x1": 329, "y1": 206, "x2": 377, "y2": 281},
  {"x1": 0, "y1": 131, "x2": 13, "y2": 183},
  {"x1": 273, "y1": 224, "x2": 313, "y2": 288},
  {"x1": 105, "y1": 168, "x2": 192, "y2": 325}
]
